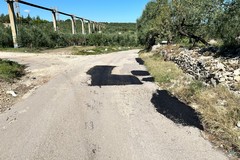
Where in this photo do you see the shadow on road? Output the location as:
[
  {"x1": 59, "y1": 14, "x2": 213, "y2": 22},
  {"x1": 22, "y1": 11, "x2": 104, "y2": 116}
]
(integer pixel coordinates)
[
  {"x1": 131, "y1": 70, "x2": 150, "y2": 76},
  {"x1": 87, "y1": 65, "x2": 143, "y2": 86},
  {"x1": 142, "y1": 77, "x2": 155, "y2": 82},
  {"x1": 151, "y1": 90, "x2": 203, "y2": 130},
  {"x1": 135, "y1": 58, "x2": 144, "y2": 65}
]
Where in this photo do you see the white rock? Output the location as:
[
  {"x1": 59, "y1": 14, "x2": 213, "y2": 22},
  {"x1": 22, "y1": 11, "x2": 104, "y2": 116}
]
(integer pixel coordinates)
[
  {"x1": 6, "y1": 91, "x2": 17, "y2": 97},
  {"x1": 86, "y1": 50, "x2": 95, "y2": 53},
  {"x1": 227, "y1": 77, "x2": 234, "y2": 81},
  {"x1": 160, "y1": 41, "x2": 168, "y2": 44},
  {"x1": 237, "y1": 121, "x2": 240, "y2": 128},
  {"x1": 234, "y1": 69, "x2": 240, "y2": 76},
  {"x1": 216, "y1": 62, "x2": 225, "y2": 71},
  {"x1": 219, "y1": 77, "x2": 226, "y2": 83},
  {"x1": 217, "y1": 99, "x2": 227, "y2": 106},
  {"x1": 151, "y1": 43, "x2": 161, "y2": 51},
  {"x1": 208, "y1": 39, "x2": 218, "y2": 45},
  {"x1": 234, "y1": 76, "x2": 240, "y2": 82}
]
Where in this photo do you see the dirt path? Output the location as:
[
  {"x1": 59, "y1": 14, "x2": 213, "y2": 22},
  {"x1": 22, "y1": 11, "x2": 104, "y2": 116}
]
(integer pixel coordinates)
[{"x1": 0, "y1": 50, "x2": 227, "y2": 160}]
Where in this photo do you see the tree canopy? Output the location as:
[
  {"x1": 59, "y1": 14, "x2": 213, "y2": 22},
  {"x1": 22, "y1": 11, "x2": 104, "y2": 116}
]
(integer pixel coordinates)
[{"x1": 137, "y1": 0, "x2": 240, "y2": 49}]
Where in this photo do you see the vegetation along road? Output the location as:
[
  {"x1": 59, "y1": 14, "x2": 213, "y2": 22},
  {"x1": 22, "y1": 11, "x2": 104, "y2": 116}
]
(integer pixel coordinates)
[{"x1": 0, "y1": 50, "x2": 227, "y2": 159}]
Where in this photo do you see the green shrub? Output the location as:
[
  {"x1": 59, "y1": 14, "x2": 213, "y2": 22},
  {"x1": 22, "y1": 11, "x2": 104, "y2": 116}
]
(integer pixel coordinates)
[
  {"x1": 17, "y1": 27, "x2": 33, "y2": 48},
  {"x1": 0, "y1": 59, "x2": 25, "y2": 82},
  {"x1": 189, "y1": 80, "x2": 205, "y2": 95},
  {"x1": 16, "y1": 26, "x2": 138, "y2": 48},
  {"x1": 31, "y1": 27, "x2": 52, "y2": 48},
  {"x1": 0, "y1": 27, "x2": 13, "y2": 47}
]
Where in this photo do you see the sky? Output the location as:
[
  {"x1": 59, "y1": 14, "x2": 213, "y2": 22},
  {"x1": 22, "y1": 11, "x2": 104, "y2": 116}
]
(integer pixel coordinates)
[{"x1": 0, "y1": 0, "x2": 150, "y2": 22}]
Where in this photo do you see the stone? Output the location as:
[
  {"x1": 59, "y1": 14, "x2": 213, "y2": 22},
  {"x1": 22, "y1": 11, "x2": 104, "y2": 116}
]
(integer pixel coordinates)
[
  {"x1": 237, "y1": 121, "x2": 240, "y2": 128},
  {"x1": 151, "y1": 43, "x2": 161, "y2": 51},
  {"x1": 217, "y1": 99, "x2": 227, "y2": 106},
  {"x1": 86, "y1": 50, "x2": 94, "y2": 53},
  {"x1": 234, "y1": 76, "x2": 240, "y2": 82},
  {"x1": 6, "y1": 91, "x2": 17, "y2": 97},
  {"x1": 216, "y1": 62, "x2": 225, "y2": 71},
  {"x1": 219, "y1": 77, "x2": 226, "y2": 83},
  {"x1": 227, "y1": 77, "x2": 234, "y2": 81},
  {"x1": 233, "y1": 68, "x2": 240, "y2": 76},
  {"x1": 210, "y1": 78, "x2": 217, "y2": 87},
  {"x1": 223, "y1": 72, "x2": 232, "y2": 77},
  {"x1": 160, "y1": 41, "x2": 168, "y2": 45}
]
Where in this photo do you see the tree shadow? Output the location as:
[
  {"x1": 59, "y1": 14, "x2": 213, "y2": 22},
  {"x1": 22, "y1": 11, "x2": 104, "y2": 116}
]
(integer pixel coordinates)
[
  {"x1": 86, "y1": 65, "x2": 143, "y2": 86},
  {"x1": 142, "y1": 77, "x2": 155, "y2": 82},
  {"x1": 131, "y1": 70, "x2": 150, "y2": 76},
  {"x1": 198, "y1": 46, "x2": 240, "y2": 58},
  {"x1": 135, "y1": 58, "x2": 144, "y2": 65},
  {"x1": 151, "y1": 90, "x2": 203, "y2": 130}
]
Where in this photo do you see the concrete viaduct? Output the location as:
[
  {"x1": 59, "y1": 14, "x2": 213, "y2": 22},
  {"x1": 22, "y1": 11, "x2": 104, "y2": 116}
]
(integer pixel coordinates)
[{"x1": 5, "y1": 0, "x2": 102, "y2": 48}]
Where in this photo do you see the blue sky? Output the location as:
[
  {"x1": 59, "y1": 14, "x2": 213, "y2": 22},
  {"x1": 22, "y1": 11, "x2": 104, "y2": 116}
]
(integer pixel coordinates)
[{"x1": 0, "y1": 0, "x2": 150, "y2": 22}]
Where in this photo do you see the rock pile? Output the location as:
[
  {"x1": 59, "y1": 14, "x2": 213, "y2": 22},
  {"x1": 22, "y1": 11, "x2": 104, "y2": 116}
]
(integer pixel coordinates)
[{"x1": 159, "y1": 48, "x2": 240, "y2": 95}]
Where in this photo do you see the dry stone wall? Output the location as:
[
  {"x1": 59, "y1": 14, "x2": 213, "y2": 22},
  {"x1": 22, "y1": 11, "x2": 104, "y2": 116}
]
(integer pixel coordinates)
[{"x1": 157, "y1": 47, "x2": 240, "y2": 95}]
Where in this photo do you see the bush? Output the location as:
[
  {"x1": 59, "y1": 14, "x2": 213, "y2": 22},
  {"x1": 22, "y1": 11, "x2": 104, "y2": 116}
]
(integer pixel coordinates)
[
  {"x1": 0, "y1": 59, "x2": 25, "y2": 82},
  {"x1": 4, "y1": 25, "x2": 138, "y2": 48},
  {"x1": 17, "y1": 27, "x2": 33, "y2": 48},
  {"x1": 0, "y1": 26, "x2": 13, "y2": 47},
  {"x1": 85, "y1": 33, "x2": 138, "y2": 47},
  {"x1": 31, "y1": 27, "x2": 52, "y2": 48}
]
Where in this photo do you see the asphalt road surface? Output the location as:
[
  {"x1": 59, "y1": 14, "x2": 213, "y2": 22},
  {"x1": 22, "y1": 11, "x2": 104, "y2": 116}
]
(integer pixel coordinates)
[{"x1": 0, "y1": 50, "x2": 227, "y2": 160}]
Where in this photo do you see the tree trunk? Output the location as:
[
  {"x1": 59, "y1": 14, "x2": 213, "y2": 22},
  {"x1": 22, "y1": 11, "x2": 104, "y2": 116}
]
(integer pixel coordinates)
[{"x1": 177, "y1": 19, "x2": 210, "y2": 46}]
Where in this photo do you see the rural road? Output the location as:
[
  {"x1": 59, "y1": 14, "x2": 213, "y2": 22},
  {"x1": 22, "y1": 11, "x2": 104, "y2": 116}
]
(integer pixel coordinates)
[{"x1": 0, "y1": 50, "x2": 227, "y2": 160}]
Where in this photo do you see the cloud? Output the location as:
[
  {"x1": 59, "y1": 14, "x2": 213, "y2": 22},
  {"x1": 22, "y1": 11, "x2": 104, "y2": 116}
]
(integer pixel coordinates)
[{"x1": 24, "y1": 9, "x2": 30, "y2": 13}]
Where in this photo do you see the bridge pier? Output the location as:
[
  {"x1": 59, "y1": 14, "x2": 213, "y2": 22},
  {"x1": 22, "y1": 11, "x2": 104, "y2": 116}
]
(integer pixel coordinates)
[
  {"x1": 52, "y1": 10, "x2": 57, "y2": 32},
  {"x1": 92, "y1": 22, "x2": 95, "y2": 33},
  {"x1": 97, "y1": 23, "x2": 100, "y2": 32},
  {"x1": 5, "y1": 0, "x2": 98, "y2": 47},
  {"x1": 6, "y1": 0, "x2": 18, "y2": 48},
  {"x1": 71, "y1": 15, "x2": 76, "y2": 34},
  {"x1": 80, "y1": 19, "x2": 85, "y2": 34},
  {"x1": 88, "y1": 20, "x2": 91, "y2": 34}
]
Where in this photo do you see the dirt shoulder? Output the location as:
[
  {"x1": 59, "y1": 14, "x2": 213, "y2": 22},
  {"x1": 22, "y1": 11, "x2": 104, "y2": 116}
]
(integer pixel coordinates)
[
  {"x1": 0, "y1": 50, "x2": 82, "y2": 113},
  {"x1": 0, "y1": 67, "x2": 51, "y2": 113}
]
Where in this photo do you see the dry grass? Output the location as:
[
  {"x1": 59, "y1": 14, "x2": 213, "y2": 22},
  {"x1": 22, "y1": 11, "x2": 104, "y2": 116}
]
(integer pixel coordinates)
[
  {"x1": 141, "y1": 53, "x2": 183, "y2": 84},
  {"x1": 197, "y1": 86, "x2": 240, "y2": 151},
  {"x1": 140, "y1": 52, "x2": 240, "y2": 156},
  {"x1": 72, "y1": 46, "x2": 134, "y2": 55},
  {"x1": 233, "y1": 82, "x2": 240, "y2": 91}
]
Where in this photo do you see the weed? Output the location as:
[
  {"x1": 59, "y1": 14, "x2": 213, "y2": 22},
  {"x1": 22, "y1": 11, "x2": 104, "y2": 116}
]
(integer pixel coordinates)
[
  {"x1": 0, "y1": 47, "x2": 42, "y2": 53},
  {"x1": 141, "y1": 53, "x2": 183, "y2": 84},
  {"x1": 197, "y1": 85, "x2": 240, "y2": 151},
  {"x1": 0, "y1": 59, "x2": 25, "y2": 82},
  {"x1": 73, "y1": 46, "x2": 133, "y2": 55}
]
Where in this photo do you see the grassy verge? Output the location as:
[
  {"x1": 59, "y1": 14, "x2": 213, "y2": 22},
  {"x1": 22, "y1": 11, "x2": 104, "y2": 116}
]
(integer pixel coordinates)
[
  {"x1": 72, "y1": 46, "x2": 135, "y2": 55},
  {"x1": 140, "y1": 53, "x2": 240, "y2": 156},
  {"x1": 0, "y1": 59, "x2": 25, "y2": 82},
  {"x1": 0, "y1": 47, "x2": 42, "y2": 53}
]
